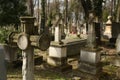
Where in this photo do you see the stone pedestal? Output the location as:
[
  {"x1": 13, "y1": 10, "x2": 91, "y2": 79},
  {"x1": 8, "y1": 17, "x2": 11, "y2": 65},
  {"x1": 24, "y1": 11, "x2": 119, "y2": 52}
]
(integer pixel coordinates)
[
  {"x1": 79, "y1": 48, "x2": 102, "y2": 75},
  {"x1": 47, "y1": 42, "x2": 72, "y2": 71}
]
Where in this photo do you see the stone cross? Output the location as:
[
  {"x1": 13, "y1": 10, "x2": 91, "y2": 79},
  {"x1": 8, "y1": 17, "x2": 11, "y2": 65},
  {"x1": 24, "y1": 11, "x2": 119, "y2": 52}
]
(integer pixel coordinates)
[
  {"x1": 8, "y1": 16, "x2": 50, "y2": 80},
  {"x1": 54, "y1": 25, "x2": 61, "y2": 42}
]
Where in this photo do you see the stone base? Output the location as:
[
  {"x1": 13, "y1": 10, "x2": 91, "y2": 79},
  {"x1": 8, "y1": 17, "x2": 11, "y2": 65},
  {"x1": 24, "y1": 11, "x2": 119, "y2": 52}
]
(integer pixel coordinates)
[
  {"x1": 47, "y1": 57, "x2": 67, "y2": 66},
  {"x1": 79, "y1": 48, "x2": 102, "y2": 75},
  {"x1": 54, "y1": 64, "x2": 72, "y2": 72},
  {"x1": 80, "y1": 48, "x2": 102, "y2": 64},
  {"x1": 47, "y1": 57, "x2": 72, "y2": 72},
  {"x1": 79, "y1": 62, "x2": 102, "y2": 75}
]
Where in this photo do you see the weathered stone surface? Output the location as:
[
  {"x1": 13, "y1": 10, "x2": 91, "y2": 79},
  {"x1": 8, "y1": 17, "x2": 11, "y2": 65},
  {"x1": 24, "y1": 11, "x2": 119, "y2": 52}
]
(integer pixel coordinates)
[
  {"x1": 1, "y1": 44, "x2": 18, "y2": 62},
  {"x1": 79, "y1": 62, "x2": 102, "y2": 75},
  {"x1": 17, "y1": 33, "x2": 29, "y2": 50},
  {"x1": 49, "y1": 46, "x2": 67, "y2": 58},
  {"x1": 63, "y1": 38, "x2": 86, "y2": 56},
  {"x1": 116, "y1": 34, "x2": 120, "y2": 53},
  {"x1": 55, "y1": 26, "x2": 61, "y2": 42},
  {"x1": 87, "y1": 23, "x2": 96, "y2": 49},
  {"x1": 0, "y1": 45, "x2": 7, "y2": 80},
  {"x1": 80, "y1": 49, "x2": 101, "y2": 64},
  {"x1": 79, "y1": 49, "x2": 102, "y2": 75},
  {"x1": 112, "y1": 22, "x2": 120, "y2": 38}
]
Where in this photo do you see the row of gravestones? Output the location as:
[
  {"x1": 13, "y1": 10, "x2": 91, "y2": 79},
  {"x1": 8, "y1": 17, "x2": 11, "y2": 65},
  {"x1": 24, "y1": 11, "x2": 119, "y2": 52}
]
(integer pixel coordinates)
[{"x1": 1, "y1": 16, "x2": 120, "y2": 80}]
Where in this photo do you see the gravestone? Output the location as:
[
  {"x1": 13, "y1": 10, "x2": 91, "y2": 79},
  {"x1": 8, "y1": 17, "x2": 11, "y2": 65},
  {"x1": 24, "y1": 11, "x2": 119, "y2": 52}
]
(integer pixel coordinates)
[
  {"x1": 47, "y1": 22, "x2": 72, "y2": 71},
  {"x1": 0, "y1": 45, "x2": 7, "y2": 80},
  {"x1": 103, "y1": 16, "x2": 112, "y2": 39},
  {"x1": 79, "y1": 49, "x2": 102, "y2": 75},
  {"x1": 79, "y1": 13, "x2": 102, "y2": 77},
  {"x1": 8, "y1": 16, "x2": 50, "y2": 80}
]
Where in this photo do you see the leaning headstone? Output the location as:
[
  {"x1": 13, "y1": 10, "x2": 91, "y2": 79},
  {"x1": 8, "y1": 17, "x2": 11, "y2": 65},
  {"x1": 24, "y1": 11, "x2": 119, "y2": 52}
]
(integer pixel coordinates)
[{"x1": 0, "y1": 45, "x2": 7, "y2": 80}]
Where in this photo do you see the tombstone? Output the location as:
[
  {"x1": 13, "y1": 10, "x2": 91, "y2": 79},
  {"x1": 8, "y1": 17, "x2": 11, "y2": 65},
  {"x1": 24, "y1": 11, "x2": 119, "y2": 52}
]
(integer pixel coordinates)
[
  {"x1": 8, "y1": 16, "x2": 50, "y2": 80},
  {"x1": 47, "y1": 24, "x2": 72, "y2": 71},
  {"x1": 103, "y1": 16, "x2": 112, "y2": 39},
  {"x1": 79, "y1": 13, "x2": 102, "y2": 77},
  {"x1": 0, "y1": 45, "x2": 7, "y2": 80}
]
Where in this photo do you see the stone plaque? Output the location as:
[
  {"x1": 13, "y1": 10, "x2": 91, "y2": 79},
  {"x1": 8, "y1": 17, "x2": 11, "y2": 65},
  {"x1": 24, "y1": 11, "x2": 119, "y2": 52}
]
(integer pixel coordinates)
[{"x1": 17, "y1": 33, "x2": 29, "y2": 50}]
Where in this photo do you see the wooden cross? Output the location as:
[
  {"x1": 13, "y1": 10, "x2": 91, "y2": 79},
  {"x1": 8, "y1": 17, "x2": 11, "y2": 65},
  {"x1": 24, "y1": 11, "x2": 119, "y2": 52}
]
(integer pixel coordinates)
[{"x1": 8, "y1": 16, "x2": 50, "y2": 80}]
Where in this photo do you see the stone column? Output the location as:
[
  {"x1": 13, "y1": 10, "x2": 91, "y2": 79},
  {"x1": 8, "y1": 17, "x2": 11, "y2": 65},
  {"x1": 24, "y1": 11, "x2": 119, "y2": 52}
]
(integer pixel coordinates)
[
  {"x1": 87, "y1": 22, "x2": 96, "y2": 49},
  {"x1": 22, "y1": 47, "x2": 34, "y2": 80},
  {"x1": 54, "y1": 25, "x2": 61, "y2": 42}
]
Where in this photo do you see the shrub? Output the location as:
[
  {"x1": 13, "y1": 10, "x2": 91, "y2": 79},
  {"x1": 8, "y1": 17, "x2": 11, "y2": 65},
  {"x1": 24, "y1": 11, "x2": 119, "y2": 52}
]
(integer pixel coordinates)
[{"x1": 0, "y1": 26, "x2": 16, "y2": 44}]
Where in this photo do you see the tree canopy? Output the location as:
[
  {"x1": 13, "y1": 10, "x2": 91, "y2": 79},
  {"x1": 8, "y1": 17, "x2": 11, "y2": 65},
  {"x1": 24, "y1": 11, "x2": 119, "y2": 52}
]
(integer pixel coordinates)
[{"x1": 0, "y1": 0, "x2": 27, "y2": 26}]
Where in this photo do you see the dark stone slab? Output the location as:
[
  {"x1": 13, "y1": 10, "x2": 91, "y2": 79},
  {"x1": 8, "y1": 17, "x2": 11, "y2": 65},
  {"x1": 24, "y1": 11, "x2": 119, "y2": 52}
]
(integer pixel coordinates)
[
  {"x1": 53, "y1": 64, "x2": 72, "y2": 72},
  {"x1": 112, "y1": 22, "x2": 120, "y2": 38},
  {"x1": 0, "y1": 45, "x2": 7, "y2": 80},
  {"x1": 94, "y1": 22, "x2": 101, "y2": 46},
  {"x1": 79, "y1": 62, "x2": 102, "y2": 75}
]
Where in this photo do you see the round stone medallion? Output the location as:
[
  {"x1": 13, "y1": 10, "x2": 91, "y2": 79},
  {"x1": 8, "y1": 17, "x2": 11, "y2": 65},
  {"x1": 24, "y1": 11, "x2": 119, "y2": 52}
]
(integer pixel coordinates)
[
  {"x1": 38, "y1": 33, "x2": 50, "y2": 51},
  {"x1": 17, "y1": 33, "x2": 29, "y2": 50}
]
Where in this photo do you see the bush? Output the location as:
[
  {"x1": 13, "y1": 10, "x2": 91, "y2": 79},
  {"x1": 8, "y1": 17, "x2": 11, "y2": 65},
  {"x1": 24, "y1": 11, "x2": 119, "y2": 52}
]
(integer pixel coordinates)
[{"x1": 0, "y1": 26, "x2": 16, "y2": 44}]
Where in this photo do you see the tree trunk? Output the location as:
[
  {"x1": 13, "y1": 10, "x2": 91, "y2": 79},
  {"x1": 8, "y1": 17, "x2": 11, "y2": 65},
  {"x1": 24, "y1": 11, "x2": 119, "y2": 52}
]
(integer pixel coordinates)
[
  {"x1": 65, "y1": 0, "x2": 68, "y2": 34},
  {"x1": 116, "y1": 0, "x2": 120, "y2": 22},
  {"x1": 41, "y1": 0, "x2": 46, "y2": 32}
]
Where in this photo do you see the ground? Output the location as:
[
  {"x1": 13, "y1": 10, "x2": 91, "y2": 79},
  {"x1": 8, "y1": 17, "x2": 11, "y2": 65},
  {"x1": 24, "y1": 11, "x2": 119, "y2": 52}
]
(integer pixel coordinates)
[{"x1": 7, "y1": 42, "x2": 120, "y2": 80}]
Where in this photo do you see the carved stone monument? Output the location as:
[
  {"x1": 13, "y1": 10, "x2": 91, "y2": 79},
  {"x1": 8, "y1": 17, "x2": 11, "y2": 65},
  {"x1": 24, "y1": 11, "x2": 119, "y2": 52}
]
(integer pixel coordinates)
[
  {"x1": 47, "y1": 16, "x2": 72, "y2": 71},
  {"x1": 79, "y1": 13, "x2": 102, "y2": 77},
  {"x1": 8, "y1": 16, "x2": 50, "y2": 80}
]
